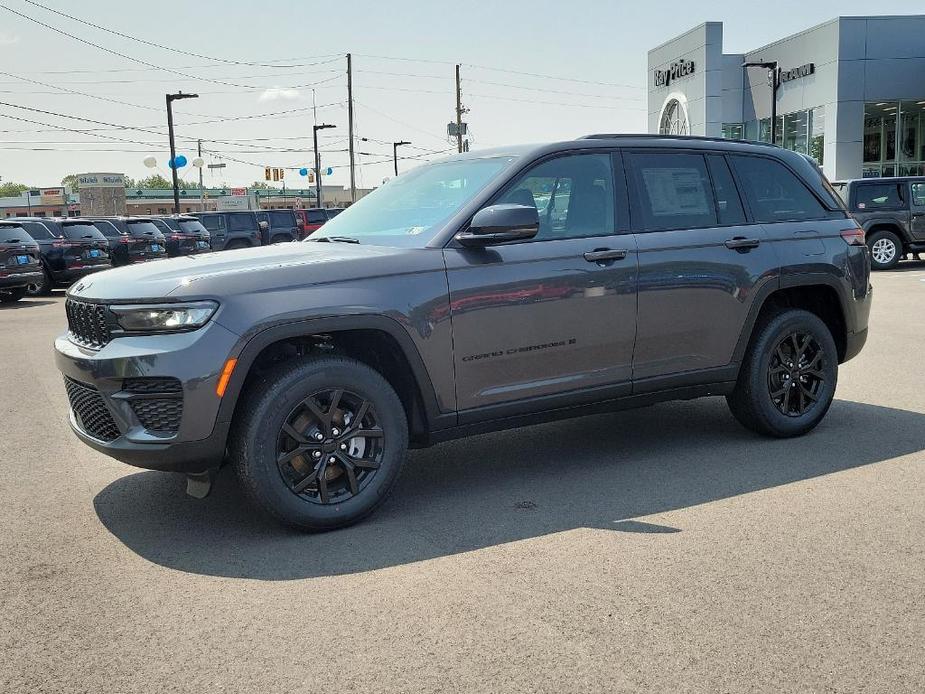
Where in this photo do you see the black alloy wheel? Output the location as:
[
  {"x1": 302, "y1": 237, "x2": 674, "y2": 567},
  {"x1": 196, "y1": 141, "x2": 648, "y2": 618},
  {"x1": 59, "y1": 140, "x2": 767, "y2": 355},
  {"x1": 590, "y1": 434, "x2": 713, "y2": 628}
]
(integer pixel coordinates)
[
  {"x1": 276, "y1": 388, "x2": 384, "y2": 504},
  {"x1": 767, "y1": 332, "x2": 826, "y2": 417}
]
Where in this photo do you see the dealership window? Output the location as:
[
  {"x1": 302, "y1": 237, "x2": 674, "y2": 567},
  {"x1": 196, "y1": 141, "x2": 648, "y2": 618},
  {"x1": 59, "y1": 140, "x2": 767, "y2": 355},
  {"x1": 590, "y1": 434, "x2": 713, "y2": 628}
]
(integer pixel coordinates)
[
  {"x1": 864, "y1": 101, "x2": 925, "y2": 177},
  {"x1": 721, "y1": 123, "x2": 744, "y2": 140},
  {"x1": 748, "y1": 106, "x2": 824, "y2": 165}
]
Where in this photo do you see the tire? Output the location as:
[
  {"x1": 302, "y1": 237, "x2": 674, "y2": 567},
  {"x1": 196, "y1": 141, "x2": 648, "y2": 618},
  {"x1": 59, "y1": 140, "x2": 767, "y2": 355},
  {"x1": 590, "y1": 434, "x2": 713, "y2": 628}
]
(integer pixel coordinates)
[
  {"x1": 25, "y1": 267, "x2": 52, "y2": 296},
  {"x1": 727, "y1": 308, "x2": 838, "y2": 438},
  {"x1": 0, "y1": 286, "x2": 27, "y2": 303},
  {"x1": 229, "y1": 355, "x2": 409, "y2": 531},
  {"x1": 867, "y1": 229, "x2": 902, "y2": 270}
]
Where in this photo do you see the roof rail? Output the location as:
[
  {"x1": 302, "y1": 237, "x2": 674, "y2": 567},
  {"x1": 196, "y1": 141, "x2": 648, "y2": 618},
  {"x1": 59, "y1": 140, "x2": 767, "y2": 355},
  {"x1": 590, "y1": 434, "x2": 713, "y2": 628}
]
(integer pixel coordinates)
[{"x1": 580, "y1": 133, "x2": 780, "y2": 148}]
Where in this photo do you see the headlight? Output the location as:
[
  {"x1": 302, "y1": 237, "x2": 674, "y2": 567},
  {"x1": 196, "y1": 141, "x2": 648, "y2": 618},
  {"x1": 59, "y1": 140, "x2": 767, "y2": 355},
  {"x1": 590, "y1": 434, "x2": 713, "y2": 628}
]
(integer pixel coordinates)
[{"x1": 110, "y1": 301, "x2": 218, "y2": 332}]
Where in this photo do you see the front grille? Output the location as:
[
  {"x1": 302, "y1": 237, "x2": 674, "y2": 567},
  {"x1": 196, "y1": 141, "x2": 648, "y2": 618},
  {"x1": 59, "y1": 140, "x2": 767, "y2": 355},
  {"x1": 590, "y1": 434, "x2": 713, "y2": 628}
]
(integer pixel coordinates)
[
  {"x1": 64, "y1": 377, "x2": 120, "y2": 442},
  {"x1": 130, "y1": 398, "x2": 183, "y2": 432},
  {"x1": 123, "y1": 377, "x2": 182, "y2": 394},
  {"x1": 65, "y1": 299, "x2": 111, "y2": 349}
]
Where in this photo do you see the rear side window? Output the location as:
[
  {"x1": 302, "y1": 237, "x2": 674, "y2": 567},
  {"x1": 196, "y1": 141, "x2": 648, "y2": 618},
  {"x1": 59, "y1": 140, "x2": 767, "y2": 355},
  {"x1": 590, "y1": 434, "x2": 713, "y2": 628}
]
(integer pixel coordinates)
[
  {"x1": 706, "y1": 155, "x2": 746, "y2": 225},
  {"x1": 21, "y1": 221, "x2": 56, "y2": 239},
  {"x1": 854, "y1": 183, "x2": 905, "y2": 211},
  {"x1": 912, "y1": 182, "x2": 925, "y2": 207},
  {"x1": 730, "y1": 156, "x2": 829, "y2": 223},
  {"x1": 0, "y1": 225, "x2": 31, "y2": 242},
  {"x1": 62, "y1": 223, "x2": 106, "y2": 240},
  {"x1": 306, "y1": 209, "x2": 326, "y2": 223},
  {"x1": 628, "y1": 152, "x2": 716, "y2": 231},
  {"x1": 178, "y1": 220, "x2": 207, "y2": 234},
  {"x1": 92, "y1": 220, "x2": 124, "y2": 236},
  {"x1": 199, "y1": 215, "x2": 224, "y2": 231},
  {"x1": 228, "y1": 214, "x2": 255, "y2": 232},
  {"x1": 270, "y1": 210, "x2": 293, "y2": 226}
]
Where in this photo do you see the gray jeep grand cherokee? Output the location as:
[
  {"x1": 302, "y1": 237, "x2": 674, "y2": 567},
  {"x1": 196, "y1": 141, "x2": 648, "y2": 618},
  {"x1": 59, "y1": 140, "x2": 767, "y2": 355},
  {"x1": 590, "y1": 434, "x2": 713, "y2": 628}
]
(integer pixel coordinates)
[{"x1": 55, "y1": 135, "x2": 872, "y2": 530}]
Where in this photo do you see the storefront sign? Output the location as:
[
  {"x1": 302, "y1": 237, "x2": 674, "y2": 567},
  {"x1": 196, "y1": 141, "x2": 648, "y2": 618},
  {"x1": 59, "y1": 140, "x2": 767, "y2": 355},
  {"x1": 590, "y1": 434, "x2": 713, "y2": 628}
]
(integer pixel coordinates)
[
  {"x1": 779, "y1": 63, "x2": 815, "y2": 83},
  {"x1": 77, "y1": 173, "x2": 126, "y2": 188},
  {"x1": 40, "y1": 187, "x2": 65, "y2": 205},
  {"x1": 654, "y1": 58, "x2": 695, "y2": 88}
]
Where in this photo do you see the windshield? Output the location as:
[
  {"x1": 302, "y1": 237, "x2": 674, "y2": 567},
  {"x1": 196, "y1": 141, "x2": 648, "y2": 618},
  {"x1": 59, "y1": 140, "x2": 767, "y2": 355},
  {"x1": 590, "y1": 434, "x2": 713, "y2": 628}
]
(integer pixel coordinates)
[
  {"x1": 178, "y1": 220, "x2": 207, "y2": 234},
  {"x1": 310, "y1": 155, "x2": 518, "y2": 247}
]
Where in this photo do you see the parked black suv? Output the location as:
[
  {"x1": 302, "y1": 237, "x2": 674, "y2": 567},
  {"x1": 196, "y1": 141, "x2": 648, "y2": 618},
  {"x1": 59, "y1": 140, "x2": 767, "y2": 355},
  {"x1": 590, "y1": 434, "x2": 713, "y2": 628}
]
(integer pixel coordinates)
[
  {"x1": 56, "y1": 135, "x2": 872, "y2": 530},
  {"x1": 831, "y1": 176, "x2": 925, "y2": 269},
  {"x1": 6, "y1": 218, "x2": 111, "y2": 295},
  {"x1": 84, "y1": 217, "x2": 167, "y2": 266},
  {"x1": 256, "y1": 209, "x2": 298, "y2": 244},
  {"x1": 150, "y1": 215, "x2": 212, "y2": 257},
  {"x1": 193, "y1": 211, "x2": 265, "y2": 251},
  {"x1": 0, "y1": 223, "x2": 42, "y2": 303}
]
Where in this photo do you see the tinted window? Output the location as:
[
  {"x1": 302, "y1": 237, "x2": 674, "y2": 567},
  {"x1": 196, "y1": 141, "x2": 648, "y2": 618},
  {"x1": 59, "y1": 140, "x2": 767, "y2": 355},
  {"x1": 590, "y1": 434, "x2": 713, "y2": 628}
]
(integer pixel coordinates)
[
  {"x1": 0, "y1": 225, "x2": 32, "y2": 243},
  {"x1": 497, "y1": 153, "x2": 615, "y2": 240},
  {"x1": 125, "y1": 221, "x2": 162, "y2": 236},
  {"x1": 199, "y1": 215, "x2": 224, "y2": 231},
  {"x1": 730, "y1": 156, "x2": 828, "y2": 223},
  {"x1": 228, "y1": 214, "x2": 256, "y2": 232},
  {"x1": 178, "y1": 220, "x2": 207, "y2": 234},
  {"x1": 854, "y1": 183, "x2": 904, "y2": 210},
  {"x1": 62, "y1": 223, "x2": 106, "y2": 240},
  {"x1": 629, "y1": 152, "x2": 716, "y2": 231},
  {"x1": 151, "y1": 219, "x2": 175, "y2": 232},
  {"x1": 306, "y1": 210, "x2": 326, "y2": 223},
  {"x1": 327, "y1": 208, "x2": 343, "y2": 218},
  {"x1": 911, "y1": 182, "x2": 925, "y2": 206},
  {"x1": 91, "y1": 220, "x2": 124, "y2": 236},
  {"x1": 21, "y1": 221, "x2": 56, "y2": 239},
  {"x1": 270, "y1": 210, "x2": 293, "y2": 226},
  {"x1": 706, "y1": 155, "x2": 746, "y2": 225}
]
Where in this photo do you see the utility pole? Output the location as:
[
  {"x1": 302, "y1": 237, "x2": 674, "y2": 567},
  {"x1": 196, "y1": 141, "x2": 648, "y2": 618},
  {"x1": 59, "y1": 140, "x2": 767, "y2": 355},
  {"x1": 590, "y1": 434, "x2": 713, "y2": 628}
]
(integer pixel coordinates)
[
  {"x1": 313, "y1": 123, "x2": 336, "y2": 207},
  {"x1": 165, "y1": 91, "x2": 198, "y2": 214},
  {"x1": 393, "y1": 140, "x2": 411, "y2": 176},
  {"x1": 197, "y1": 139, "x2": 204, "y2": 212},
  {"x1": 455, "y1": 64, "x2": 463, "y2": 153},
  {"x1": 347, "y1": 53, "x2": 356, "y2": 203}
]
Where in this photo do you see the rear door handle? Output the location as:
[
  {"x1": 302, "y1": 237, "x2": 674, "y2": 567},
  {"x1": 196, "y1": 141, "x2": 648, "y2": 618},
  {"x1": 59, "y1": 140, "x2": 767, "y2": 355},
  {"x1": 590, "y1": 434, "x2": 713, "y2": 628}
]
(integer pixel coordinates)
[
  {"x1": 725, "y1": 237, "x2": 760, "y2": 251},
  {"x1": 583, "y1": 249, "x2": 628, "y2": 263}
]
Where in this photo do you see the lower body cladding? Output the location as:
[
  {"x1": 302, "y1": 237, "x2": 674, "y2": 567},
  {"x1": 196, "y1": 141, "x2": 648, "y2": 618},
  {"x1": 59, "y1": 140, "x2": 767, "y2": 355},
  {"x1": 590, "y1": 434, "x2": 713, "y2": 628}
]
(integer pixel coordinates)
[{"x1": 54, "y1": 320, "x2": 240, "y2": 473}]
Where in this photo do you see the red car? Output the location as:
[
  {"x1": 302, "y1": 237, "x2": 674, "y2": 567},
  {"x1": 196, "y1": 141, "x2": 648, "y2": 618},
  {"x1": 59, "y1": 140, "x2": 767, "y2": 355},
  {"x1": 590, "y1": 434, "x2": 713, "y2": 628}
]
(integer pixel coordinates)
[{"x1": 294, "y1": 207, "x2": 341, "y2": 240}]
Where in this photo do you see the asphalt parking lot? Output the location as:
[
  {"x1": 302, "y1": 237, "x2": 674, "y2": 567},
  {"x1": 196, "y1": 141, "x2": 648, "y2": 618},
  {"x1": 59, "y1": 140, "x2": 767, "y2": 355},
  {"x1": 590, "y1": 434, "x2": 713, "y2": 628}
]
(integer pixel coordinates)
[{"x1": 2, "y1": 265, "x2": 924, "y2": 693}]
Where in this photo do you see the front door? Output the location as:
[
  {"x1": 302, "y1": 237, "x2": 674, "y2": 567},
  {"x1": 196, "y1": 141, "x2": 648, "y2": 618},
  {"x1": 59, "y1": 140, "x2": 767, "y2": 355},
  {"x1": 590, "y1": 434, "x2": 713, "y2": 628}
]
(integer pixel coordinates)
[
  {"x1": 910, "y1": 180, "x2": 925, "y2": 241},
  {"x1": 626, "y1": 150, "x2": 780, "y2": 384},
  {"x1": 444, "y1": 151, "x2": 638, "y2": 416}
]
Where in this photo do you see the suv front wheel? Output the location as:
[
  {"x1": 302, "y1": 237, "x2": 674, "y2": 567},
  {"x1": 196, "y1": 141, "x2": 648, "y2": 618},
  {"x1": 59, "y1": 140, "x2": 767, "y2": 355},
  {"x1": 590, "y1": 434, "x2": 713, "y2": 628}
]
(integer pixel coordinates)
[
  {"x1": 727, "y1": 309, "x2": 838, "y2": 438},
  {"x1": 230, "y1": 356, "x2": 408, "y2": 531}
]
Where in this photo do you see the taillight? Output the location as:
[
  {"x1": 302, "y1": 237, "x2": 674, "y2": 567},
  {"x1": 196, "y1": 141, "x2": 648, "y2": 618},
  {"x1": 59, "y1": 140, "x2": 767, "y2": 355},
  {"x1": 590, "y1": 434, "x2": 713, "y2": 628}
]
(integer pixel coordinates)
[
  {"x1": 840, "y1": 227, "x2": 865, "y2": 246},
  {"x1": 118, "y1": 237, "x2": 133, "y2": 243}
]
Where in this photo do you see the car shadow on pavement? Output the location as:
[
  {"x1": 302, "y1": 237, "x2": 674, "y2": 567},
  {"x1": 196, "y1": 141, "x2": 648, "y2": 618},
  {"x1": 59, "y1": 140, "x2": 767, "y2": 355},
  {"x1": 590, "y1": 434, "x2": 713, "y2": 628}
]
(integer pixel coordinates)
[
  {"x1": 93, "y1": 398, "x2": 925, "y2": 580},
  {"x1": 0, "y1": 299, "x2": 56, "y2": 310}
]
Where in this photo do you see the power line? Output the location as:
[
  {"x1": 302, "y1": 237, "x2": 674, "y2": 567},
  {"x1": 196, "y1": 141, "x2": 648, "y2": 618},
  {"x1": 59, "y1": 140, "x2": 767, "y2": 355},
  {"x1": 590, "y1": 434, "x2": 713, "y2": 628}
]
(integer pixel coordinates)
[
  {"x1": 354, "y1": 100, "x2": 448, "y2": 144},
  {"x1": 467, "y1": 92, "x2": 647, "y2": 111}
]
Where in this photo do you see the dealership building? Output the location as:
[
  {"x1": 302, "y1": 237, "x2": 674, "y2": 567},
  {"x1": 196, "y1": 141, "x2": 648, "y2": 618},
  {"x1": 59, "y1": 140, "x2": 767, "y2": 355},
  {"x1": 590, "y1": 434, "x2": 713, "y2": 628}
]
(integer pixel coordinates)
[{"x1": 648, "y1": 16, "x2": 925, "y2": 180}]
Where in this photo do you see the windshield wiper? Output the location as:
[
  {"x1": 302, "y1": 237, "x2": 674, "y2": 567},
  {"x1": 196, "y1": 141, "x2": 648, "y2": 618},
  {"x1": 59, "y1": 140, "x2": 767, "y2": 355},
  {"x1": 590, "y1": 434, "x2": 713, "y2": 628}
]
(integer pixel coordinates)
[{"x1": 309, "y1": 236, "x2": 360, "y2": 244}]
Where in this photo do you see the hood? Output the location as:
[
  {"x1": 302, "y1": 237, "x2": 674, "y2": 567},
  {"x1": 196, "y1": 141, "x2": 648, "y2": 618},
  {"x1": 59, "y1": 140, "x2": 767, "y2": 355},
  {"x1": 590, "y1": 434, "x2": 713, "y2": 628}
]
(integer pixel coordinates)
[{"x1": 67, "y1": 241, "x2": 438, "y2": 301}]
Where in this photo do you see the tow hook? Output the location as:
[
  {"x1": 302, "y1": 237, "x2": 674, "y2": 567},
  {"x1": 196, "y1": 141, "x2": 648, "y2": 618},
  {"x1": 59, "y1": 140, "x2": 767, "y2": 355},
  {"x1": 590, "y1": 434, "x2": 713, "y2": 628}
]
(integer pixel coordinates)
[{"x1": 185, "y1": 469, "x2": 217, "y2": 499}]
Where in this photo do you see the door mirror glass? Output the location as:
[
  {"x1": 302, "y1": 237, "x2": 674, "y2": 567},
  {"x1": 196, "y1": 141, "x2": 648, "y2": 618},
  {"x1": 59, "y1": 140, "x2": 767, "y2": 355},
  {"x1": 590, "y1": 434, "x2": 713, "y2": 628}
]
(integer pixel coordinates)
[{"x1": 457, "y1": 204, "x2": 539, "y2": 246}]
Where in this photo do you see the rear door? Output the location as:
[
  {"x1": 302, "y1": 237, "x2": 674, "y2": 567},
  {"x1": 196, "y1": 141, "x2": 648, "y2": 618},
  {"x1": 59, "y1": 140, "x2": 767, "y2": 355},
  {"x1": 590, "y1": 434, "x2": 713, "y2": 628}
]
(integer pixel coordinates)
[
  {"x1": 198, "y1": 214, "x2": 226, "y2": 249},
  {"x1": 909, "y1": 180, "x2": 925, "y2": 241},
  {"x1": 626, "y1": 150, "x2": 779, "y2": 384}
]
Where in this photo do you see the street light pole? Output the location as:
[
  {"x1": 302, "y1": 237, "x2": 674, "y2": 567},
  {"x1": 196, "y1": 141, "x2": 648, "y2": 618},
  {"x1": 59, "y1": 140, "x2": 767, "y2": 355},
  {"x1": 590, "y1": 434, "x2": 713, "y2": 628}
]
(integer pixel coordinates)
[
  {"x1": 313, "y1": 123, "x2": 335, "y2": 207},
  {"x1": 392, "y1": 140, "x2": 411, "y2": 176},
  {"x1": 742, "y1": 61, "x2": 778, "y2": 144},
  {"x1": 166, "y1": 91, "x2": 198, "y2": 214}
]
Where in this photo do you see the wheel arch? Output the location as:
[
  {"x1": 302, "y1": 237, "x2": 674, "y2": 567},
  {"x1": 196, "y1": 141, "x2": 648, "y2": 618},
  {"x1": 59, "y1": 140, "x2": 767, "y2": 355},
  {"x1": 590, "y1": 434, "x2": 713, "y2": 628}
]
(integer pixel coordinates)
[
  {"x1": 864, "y1": 220, "x2": 908, "y2": 245},
  {"x1": 218, "y1": 315, "x2": 449, "y2": 445}
]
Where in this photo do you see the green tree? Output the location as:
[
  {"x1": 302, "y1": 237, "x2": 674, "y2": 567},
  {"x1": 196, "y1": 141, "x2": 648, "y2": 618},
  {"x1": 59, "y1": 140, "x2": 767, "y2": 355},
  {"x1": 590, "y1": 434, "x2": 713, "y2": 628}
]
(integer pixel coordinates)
[
  {"x1": 250, "y1": 181, "x2": 271, "y2": 189},
  {"x1": 0, "y1": 181, "x2": 31, "y2": 197},
  {"x1": 61, "y1": 174, "x2": 80, "y2": 192},
  {"x1": 136, "y1": 174, "x2": 197, "y2": 190}
]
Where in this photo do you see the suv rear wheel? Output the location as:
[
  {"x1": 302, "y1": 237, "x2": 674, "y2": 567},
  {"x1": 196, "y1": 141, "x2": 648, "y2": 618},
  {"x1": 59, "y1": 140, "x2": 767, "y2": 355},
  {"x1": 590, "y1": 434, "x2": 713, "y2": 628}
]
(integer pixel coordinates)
[
  {"x1": 867, "y1": 229, "x2": 902, "y2": 270},
  {"x1": 230, "y1": 356, "x2": 408, "y2": 531},
  {"x1": 727, "y1": 309, "x2": 838, "y2": 438}
]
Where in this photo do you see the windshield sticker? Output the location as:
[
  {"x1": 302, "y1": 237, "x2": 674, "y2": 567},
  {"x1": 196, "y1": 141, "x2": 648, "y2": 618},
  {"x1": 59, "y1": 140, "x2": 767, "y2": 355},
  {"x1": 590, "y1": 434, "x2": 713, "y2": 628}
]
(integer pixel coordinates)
[{"x1": 407, "y1": 226, "x2": 426, "y2": 235}]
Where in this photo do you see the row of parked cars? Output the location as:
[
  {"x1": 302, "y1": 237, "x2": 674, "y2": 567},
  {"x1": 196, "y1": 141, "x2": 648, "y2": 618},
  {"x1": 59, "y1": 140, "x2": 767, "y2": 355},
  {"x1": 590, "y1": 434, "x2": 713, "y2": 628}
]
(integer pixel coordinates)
[{"x1": 0, "y1": 208, "x2": 340, "y2": 303}]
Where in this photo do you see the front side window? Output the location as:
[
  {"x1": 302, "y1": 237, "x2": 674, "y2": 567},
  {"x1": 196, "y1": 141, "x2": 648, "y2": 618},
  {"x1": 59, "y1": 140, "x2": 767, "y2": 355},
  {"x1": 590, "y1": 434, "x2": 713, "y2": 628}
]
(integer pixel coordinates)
[
  {"x1": 199, "y1": 215, "x2": 224, "y2": 231},
  {"x1": 629, "y1": 152, "x2": 716, "y2": 231},
  {"x1": 854, "y1": 183, "x2": 904, "y2": 210},
  {"x1": 730, "y1": 156, "x2": 828, "y2": 223},
  {"x1": 228, "y1": 214, "x2": 256, "y2": 232},
  {"x1": 270, "y1": 210, "x2": 293, "y2": 226},
  {"x1": 495, "y1": 153, "x2": 615, "y2": 241},
  {"x1": 911, "y1": 182, "x2": 925, "y2": 207}
]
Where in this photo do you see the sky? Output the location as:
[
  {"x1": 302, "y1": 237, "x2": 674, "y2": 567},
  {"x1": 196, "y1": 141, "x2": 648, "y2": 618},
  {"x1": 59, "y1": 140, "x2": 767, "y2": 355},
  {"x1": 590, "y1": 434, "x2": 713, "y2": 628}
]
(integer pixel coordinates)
[{"x1": 0, "y1": 0, "x2": 921, "y2": 191}]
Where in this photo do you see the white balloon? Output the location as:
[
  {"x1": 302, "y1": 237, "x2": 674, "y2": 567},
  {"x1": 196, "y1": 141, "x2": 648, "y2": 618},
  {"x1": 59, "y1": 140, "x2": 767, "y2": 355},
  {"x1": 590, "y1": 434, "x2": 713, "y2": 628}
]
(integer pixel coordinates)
[
  {"x1": 191, "y1": 157, "x2": 205, "y2": 168},
  {"x1": 143, "y1": 155, "x2": 157, "y2": 168}
]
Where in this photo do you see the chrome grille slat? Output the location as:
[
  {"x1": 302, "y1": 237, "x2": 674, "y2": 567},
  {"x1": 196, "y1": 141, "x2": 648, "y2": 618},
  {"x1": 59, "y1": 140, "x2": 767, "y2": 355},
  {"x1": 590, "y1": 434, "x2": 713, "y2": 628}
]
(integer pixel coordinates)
[{"x1": 65, "y1": 299, "x2": 111, "y2": 348}]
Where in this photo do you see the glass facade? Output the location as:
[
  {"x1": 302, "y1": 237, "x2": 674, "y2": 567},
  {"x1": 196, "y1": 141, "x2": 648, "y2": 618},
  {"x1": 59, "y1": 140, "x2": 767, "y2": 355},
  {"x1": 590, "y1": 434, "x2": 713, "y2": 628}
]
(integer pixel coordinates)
[
  {"x1": 736, "y1": 106, "x2": 826, "y2": 165},
  {"x1": 721, "y1": 123, "x2": 744, "y2": 139},
  {"x1": 863, "y1": 101, "x2": 925, "y2": 177}
]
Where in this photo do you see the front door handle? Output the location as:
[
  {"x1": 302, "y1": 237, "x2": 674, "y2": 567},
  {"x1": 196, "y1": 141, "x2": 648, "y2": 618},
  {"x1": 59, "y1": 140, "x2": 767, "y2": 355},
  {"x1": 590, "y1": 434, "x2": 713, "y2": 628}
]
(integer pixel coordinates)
[
  {"x1": 725, "y1": 237, "x2": 760, "y2": 251},
  {"x1": 583, "y1": 248, "x2": 628, "y2": 263}
]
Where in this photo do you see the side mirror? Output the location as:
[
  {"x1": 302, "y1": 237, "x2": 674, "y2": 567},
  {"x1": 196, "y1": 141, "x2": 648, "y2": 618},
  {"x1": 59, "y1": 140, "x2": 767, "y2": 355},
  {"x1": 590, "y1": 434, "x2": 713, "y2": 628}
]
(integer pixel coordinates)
[
  {"x1": 456, "y1": 203, "x2": 539, "y2": 247},
  {"x1": 257, "y1": 220, "x2": 269, "y2": 232}
]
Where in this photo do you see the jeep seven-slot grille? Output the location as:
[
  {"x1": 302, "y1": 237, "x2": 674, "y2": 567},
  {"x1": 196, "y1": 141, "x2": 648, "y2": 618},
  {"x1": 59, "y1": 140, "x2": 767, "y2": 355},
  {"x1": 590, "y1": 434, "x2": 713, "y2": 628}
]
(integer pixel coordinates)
[
  {"x1": 65, "y1": 299, "x2": 111, "y2": 348},
  {"x1": 64, "y1": 376, "x2": 120, "y2": 442}
]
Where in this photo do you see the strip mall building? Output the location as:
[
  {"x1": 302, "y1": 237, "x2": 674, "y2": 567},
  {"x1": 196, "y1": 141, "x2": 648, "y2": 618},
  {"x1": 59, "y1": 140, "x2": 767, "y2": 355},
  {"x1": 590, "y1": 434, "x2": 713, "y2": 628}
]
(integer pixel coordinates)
[{"x1": 648, "y1": 16, "x2": 925, "y2": 180}]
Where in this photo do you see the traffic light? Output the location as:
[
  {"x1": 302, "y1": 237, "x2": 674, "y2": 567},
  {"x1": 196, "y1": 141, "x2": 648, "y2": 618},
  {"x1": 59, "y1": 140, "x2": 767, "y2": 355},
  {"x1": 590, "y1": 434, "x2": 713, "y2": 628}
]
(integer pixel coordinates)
[
  {"x1": 264, "y1": 166, "x2": 271, "y2": 181},
  {"x1": 272, "y1": 168, "x2": 279, "y2": 182},
  {"x1": 279, "y1": 168, "x2": 284, "y2": 180}
]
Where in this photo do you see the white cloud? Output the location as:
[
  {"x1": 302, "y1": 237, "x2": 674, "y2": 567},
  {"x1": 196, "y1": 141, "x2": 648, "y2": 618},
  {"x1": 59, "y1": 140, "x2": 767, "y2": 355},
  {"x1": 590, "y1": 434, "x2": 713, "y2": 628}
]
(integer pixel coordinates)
[
  {"x1": 258, "y1": 87, "x2": 303, "y2": 102},
  {"x1": 0, "y1": 32, "x2": 20, "y2": 46}
]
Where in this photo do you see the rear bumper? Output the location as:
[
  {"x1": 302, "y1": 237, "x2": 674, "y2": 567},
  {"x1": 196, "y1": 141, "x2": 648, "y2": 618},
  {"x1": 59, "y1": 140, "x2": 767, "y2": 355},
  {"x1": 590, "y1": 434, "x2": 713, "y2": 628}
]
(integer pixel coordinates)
[
  {"x1": 51, "y1": 264, "x2": 111, "y2": 283},
  {"x1": 0, "y1": 269, "x2": 43, "y2": 288}
]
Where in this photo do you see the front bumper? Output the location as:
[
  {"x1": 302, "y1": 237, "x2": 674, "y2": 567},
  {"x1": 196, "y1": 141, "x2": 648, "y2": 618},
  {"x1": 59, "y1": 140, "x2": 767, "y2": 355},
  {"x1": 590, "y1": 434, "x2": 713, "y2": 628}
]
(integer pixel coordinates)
[{"x1": 54, "y1": 319, "x2": 241, "y2": 473}]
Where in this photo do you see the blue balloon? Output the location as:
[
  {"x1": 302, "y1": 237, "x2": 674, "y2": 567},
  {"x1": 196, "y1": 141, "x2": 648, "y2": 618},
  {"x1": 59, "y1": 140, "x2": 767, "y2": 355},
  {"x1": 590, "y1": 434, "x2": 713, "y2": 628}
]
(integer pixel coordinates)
[
  {"x1": 299, "y1": 167, "x2": 309, "y2": 176},
  {"x1": 169, "y1": 155, "x2": 188, "y2": 169},
  {"x1": 325, "y1": 167, "x2": 333, "y2": 176}
]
